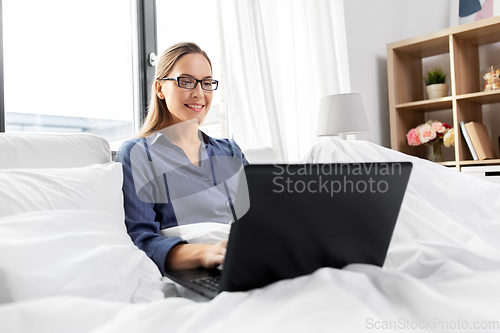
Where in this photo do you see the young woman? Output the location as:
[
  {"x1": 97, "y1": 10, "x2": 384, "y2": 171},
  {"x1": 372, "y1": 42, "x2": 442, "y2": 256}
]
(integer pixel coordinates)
[{"x1": 115, "y1": 42, "x2": 248, "y2": 275}]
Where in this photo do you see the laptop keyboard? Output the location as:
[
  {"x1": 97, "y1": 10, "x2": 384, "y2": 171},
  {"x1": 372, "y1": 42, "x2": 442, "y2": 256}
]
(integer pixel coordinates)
[{"x1": 190, "y1": 276, "x2": 220, "y2": 292}]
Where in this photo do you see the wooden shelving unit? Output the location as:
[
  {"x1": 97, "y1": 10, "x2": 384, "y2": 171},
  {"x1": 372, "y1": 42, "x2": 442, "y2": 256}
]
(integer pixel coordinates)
[{"x1": 387, "y1": 16, "x2": 500, "y2": 170}]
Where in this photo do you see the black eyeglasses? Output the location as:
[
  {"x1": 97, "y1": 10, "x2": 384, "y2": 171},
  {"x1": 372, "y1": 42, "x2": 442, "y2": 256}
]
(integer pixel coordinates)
[{"x1": 160, "y1": 76, "x2": 219, "y2": 91}]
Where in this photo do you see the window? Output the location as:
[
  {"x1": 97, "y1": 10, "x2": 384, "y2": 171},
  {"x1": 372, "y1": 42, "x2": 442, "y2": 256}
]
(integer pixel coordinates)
[
  {"x1": 0, "y1": 0, "x2": 224, "y2": 144},
  {"x1": 2, "y1": 0, "x2": 135, "y2": 150}
]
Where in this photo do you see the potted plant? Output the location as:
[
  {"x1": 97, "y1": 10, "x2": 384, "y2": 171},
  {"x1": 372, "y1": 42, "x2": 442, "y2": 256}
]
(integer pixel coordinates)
[{"x1": 424, "y1": 67, "x2": 448, "y2": 99}]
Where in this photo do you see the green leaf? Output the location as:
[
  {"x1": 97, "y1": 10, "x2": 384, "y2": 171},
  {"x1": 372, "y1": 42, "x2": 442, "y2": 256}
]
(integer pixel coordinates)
[{"x1": 424, "y1": 67, "x2": 447, "y2": 85}]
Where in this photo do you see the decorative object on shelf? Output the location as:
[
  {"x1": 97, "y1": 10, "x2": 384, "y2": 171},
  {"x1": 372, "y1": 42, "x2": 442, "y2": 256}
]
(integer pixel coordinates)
[
  {"x1": 424, "y1": 67, "x2": 449, "y2": 99},
  {"x1": 317, "y1": 93, "x2": 370, "y2": 140},
  {"x1": 428, "y1": 141, "x2": 444, "y2": 162},
  {"x1": 482, "y1": 65, "x2": 500, "y2": 91},
  {"x1": 406, "y1": 120, "x2": 454, "y2": 162},
  {"x1": 459, "y1": 121, "x2": 479, "y2": 160},
  {"x1": 462, "y1": 121, "x2": 498, "y2": 160}
]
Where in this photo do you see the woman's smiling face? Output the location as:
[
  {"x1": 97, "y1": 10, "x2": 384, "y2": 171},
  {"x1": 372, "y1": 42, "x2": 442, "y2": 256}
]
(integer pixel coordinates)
[{"x1": 158, "y1": 53, "x2": 213, "y2": 125}]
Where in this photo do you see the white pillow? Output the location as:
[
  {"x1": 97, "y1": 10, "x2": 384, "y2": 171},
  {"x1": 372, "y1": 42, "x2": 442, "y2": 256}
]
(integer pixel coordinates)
[
  {"x1": 0, "y1": 133, "x2": 111, "y2": 169},
  {"x1": 0, "y1": 163, "x2": 123, "y2": 219},
  {"x1": 0, "y1": 210, "x2": 166, "y2": 304}
]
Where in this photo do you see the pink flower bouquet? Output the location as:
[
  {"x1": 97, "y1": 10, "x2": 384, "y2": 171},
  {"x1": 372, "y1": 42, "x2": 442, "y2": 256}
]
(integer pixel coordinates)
[
  {"x1": 406, "y1": 120, "x2": 454, "y2": 147},
  {"x1": 406, "y1": 120, "x2": 454, "y2": 161}
]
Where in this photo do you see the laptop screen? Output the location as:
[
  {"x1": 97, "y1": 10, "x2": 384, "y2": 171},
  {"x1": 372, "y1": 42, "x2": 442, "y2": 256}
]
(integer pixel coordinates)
[{"x1": 220, "y1": 162, "x2": 412, "y2": 293}]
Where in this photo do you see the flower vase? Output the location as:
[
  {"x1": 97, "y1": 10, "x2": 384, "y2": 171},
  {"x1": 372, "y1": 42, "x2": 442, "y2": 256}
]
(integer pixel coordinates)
[{"x1": 428, "y1": 141, "x2": 443, "y2": 162}]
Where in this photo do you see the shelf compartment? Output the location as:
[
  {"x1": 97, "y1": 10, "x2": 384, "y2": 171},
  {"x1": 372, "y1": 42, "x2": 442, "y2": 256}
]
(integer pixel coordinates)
[
  {"x1": 393, "y1": 100, "x2": 454, "y2": 157},
  {"x1": 393, "y1": 106, "x2": 455, "y2": 163},
  {"x1": 452, "y1": 18, "x2": 500, "y2": 96},
  {"x1": 390, "y1": 47, "x2": 451, "y2": 105},
  {"x1": 455, "y1": 100, "x2": 482, "y2": 162},
  {"x1": 451, "y1": 35, "x2": 480, "y2": 95},
  {"x1": 453, "y1": 19, "x2": 500, "y2": 47}
]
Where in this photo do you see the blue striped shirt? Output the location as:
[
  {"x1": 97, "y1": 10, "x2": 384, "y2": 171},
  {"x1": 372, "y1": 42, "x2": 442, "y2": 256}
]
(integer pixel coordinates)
[{"x1": 115, "y1": 130, "x2": 248, "y2": 275}]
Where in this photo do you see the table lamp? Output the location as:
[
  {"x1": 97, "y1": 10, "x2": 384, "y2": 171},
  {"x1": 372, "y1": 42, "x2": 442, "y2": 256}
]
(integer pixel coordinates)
[{"x1": 317, "y1": 93, "x2": 370, "y2": 140}]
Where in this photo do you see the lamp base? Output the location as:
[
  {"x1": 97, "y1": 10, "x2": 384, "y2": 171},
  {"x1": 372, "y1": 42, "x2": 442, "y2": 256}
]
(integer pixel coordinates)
[
  {"x1": 338, "y1": 133, "x2": 357, "y2": 140},
  {"x1": 317, "y1": 133, "x2": 358, "y2": 141}
]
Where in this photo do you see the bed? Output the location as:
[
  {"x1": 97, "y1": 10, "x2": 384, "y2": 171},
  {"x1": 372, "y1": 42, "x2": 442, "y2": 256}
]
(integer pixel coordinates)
[{"x1": 1, "y1": 133, "x2": 499, "y2": 333}]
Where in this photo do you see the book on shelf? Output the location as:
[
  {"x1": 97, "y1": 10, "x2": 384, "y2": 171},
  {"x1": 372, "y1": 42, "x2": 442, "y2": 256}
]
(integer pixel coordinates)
[
  {"x1": 459, "y1": 121, "x2": 478, "y2": 160},
  {"x1": 462, "y1": 121, "x2": 498, "y2": 160}
]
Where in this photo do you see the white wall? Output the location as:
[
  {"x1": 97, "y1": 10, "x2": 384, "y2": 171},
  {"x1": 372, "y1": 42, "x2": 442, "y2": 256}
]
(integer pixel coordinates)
[{"x1": 344, "y1": 0, "x2": 452, "y2": 147}]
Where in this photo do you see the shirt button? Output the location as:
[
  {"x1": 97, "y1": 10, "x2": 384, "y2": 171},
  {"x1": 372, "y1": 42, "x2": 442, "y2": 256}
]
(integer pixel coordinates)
[
  {"x1": 225, "y1": 201, "x2": 229, "y2": 206},
  {"x1": 205, "y1": 177, "x2": 209, "y2": 182}
]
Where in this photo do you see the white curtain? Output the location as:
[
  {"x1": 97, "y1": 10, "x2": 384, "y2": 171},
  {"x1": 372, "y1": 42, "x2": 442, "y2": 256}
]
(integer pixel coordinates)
[{"x1": 218, "y1": 0, "x2": 350, "y2": 162}]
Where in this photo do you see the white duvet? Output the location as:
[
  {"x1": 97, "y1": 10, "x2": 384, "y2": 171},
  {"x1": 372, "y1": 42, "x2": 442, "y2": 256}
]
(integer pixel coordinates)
[{"x1": 1, "y1": 139, "x2": 500, "y2": 333}]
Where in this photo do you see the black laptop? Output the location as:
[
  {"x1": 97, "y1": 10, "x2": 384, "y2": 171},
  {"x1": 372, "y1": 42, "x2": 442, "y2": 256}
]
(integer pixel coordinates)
[{"x1": 165, "y1": 162, "x2": 412, "y2": 299}]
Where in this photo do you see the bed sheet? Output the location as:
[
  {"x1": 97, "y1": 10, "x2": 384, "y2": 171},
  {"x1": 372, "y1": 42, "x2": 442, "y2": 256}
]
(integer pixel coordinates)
[{"x1": 1, "y1": 139, "x2": 500, "y2": 333}]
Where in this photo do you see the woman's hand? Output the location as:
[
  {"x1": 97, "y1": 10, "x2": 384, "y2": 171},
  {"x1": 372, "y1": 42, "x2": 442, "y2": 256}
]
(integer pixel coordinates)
[
  {"x1": 200, "y1": 240, "x2": 227, "y2": 268},
  {"x1": 165, "y1": 240, "x2": 228, "y2": 271}
]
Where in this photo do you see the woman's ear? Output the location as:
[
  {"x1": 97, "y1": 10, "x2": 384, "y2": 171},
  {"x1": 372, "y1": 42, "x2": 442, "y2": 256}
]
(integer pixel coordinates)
[{"x1": 154, "y1": 80, "x2": 164, "y2": 99}]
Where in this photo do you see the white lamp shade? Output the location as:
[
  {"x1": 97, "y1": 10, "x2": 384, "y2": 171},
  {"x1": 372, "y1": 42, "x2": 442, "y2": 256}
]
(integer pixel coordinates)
[{"x1": 317, "y1": 93, "x2": 370, "y2": 136}]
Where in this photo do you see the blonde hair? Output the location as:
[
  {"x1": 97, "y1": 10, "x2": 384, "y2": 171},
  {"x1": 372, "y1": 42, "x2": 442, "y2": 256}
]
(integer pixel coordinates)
[{"x1": 137, "y1": 42, "x2": 212, "y2": 138}]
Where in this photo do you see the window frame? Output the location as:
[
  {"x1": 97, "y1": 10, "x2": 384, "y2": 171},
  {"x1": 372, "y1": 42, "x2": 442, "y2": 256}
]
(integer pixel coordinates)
[
  {"x1": 0, "y1": 0, "x2": 156, "y2": 134},
  {"x1": 133, "y1": 0, "x2": 157, "y2": 130}
]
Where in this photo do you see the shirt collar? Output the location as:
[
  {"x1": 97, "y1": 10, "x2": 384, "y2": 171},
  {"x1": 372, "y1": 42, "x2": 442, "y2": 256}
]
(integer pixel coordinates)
[
  {"x1": 145, "y1": 131, "x2": 162, "y2": 145},
  {"x1": 145, "y1": 130, "x2": 215, "y2": 146},
  {"x1": 199, "y1": 131, "x2": 214, "y2": 146}
]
